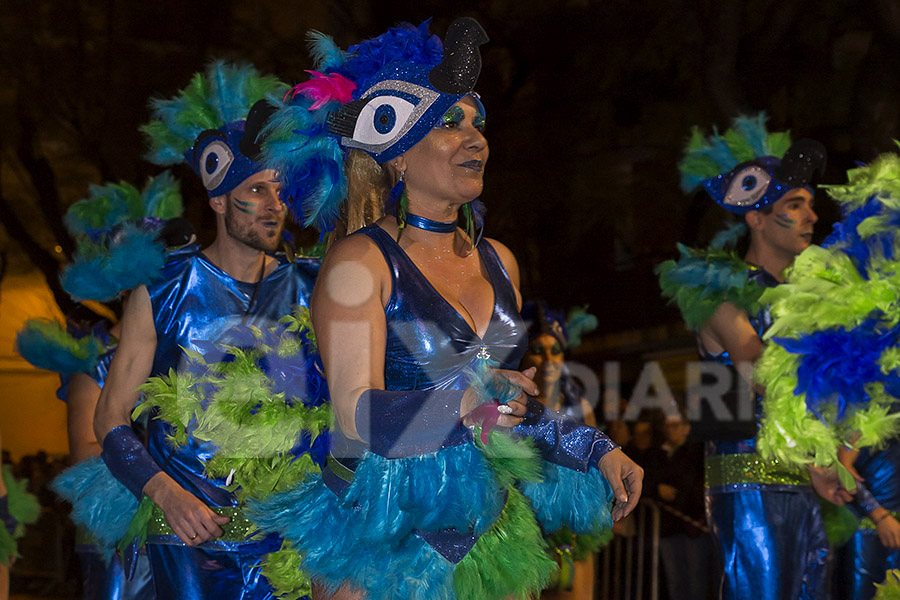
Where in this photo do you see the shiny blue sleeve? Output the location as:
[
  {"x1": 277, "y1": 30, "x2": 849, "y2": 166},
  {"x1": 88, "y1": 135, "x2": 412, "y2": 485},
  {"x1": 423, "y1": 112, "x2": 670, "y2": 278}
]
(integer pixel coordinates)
[{"x1": 513, "y1": 397, "x2": 618, "y2": 472}]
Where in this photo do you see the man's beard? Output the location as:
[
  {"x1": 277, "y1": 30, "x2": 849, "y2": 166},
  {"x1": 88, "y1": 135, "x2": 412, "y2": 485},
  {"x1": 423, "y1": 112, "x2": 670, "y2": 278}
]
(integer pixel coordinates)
[{"x1": 224, "y1": 200, "x2": 283, "y2": 253}]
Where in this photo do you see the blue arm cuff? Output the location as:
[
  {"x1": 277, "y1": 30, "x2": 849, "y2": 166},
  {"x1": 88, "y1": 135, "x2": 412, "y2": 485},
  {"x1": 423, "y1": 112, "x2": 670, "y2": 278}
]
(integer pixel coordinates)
[
  {"x1": 101, "y1": 425, "x2": 161, "y2": 499},
  {"x1": 355, "y1": 389, "x2": 469, "y2": 458},
  {"x1": 513, "y1": 397, "x2": 618, "y2": 472},
  {"x1": 0, "y1": 496, "x2": 15, "y2": 535},
  {"x1": 850, "y1": 482, "x2": 882, "y2": 518}
]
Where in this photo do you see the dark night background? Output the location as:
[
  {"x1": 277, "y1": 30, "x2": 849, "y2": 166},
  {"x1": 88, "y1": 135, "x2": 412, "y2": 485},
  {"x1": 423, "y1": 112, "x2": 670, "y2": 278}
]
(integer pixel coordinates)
[{"x1": 2, "y1": 0, "x2": 900, "y2": 351}]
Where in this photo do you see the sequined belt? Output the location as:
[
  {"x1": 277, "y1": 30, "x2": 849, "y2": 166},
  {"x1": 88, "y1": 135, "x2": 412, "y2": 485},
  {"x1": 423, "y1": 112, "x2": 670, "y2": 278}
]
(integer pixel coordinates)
[
  {"x1": 860, "y1": 511, "x2": 900, "y2": 530},
  {"x1": 705, "y1": 453, "x2": 809, "y2": 488},
  {"x1": 147, "y1": 504, "x2": 262, "y2": 542}
]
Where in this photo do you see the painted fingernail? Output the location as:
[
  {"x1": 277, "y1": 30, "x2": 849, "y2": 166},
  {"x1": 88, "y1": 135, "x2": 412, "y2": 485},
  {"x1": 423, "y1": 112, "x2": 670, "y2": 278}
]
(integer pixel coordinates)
[{"x1": 497, "y1": 404, "x2": 514, "y2": 415}]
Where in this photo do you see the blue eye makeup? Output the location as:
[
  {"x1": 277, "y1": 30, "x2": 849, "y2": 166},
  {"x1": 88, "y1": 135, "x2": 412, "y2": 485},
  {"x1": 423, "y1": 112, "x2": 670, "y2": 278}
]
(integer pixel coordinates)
[
  {"x1": 440, "y1": 105, "x2": 466, "y2": 128},
  {"x1": 473, "y1": 111, "x2": 486, "y2": 132}
]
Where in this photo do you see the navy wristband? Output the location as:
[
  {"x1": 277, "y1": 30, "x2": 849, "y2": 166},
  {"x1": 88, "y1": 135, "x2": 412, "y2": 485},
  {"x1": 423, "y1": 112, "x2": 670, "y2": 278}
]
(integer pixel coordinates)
[
  {"x1": 101, "y1": 425, "x2": 162, "y2": 499},
  {"x1": 854, "y1": 482, "x2": 882, "y2": 517},
  {"x1": 0, "y1": 496, "x2": 15, "y2": 535},
  {"x1": 514, "y1": 397, "x2": 619, "y2": 472},
  {"x1": 355, "y1": 389, "x2": 468, "y2": 458}
]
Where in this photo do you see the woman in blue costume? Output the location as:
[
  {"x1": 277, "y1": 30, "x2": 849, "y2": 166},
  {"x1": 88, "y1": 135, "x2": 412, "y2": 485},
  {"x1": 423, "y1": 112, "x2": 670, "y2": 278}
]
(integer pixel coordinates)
[
  {"x1": 15, "y1": 172, "x2": 194, "y2": 600},
  {"x1": 519, "y1": 302, "x2": 604, "y2": 599},
  {"x1": 657, "y1": 115, "x2": 848, "y2": 600},
  {"x1": 249, "y1": 18, "x2": 643, "y2": 600}
]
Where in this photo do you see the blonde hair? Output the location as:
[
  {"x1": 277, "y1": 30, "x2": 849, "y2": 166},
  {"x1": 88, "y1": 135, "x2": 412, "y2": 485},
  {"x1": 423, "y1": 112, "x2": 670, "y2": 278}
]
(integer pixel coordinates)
[{"x1": 327, "y1": 149, "x2": 394, "y2": 248}]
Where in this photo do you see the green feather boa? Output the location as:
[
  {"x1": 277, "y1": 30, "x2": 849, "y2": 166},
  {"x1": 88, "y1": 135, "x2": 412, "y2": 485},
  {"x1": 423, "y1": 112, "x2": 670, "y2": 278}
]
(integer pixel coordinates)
[
  {"x1": 134, "y1": 307, "x2": 329, "y2": 502},
  {"x1": 756, "y1": 152, "x2": 900, "y2": 470},
  {"x1": 875, "y1": 569, "x2": 900, "y2": 600}
]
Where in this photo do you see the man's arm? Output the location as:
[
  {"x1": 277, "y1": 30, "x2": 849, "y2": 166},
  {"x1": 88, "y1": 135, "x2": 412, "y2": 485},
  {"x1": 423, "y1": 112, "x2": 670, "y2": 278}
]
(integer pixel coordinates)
[
  {"x1": 705, "y1": 301, "x2": 853, "y2": 504},
  {"x1": 700, "y1": 301, "x2": 764, "y2": 367},
  {"x1": 93, "y1": 286, "x2": 228, "y2": 546}
]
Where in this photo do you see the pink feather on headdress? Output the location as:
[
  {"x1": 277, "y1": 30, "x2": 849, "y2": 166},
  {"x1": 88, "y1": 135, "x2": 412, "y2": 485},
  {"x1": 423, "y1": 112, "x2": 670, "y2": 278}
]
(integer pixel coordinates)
[{"x1": 286, "y1": 71, "x2": 357, "y2": 110}]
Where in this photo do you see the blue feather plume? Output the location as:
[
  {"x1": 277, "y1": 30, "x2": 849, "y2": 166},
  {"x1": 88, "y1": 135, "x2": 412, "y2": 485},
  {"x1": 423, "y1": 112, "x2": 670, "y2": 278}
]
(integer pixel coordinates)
[
  {"x1": 774, "y1": 320, "x2": 900, "y2": 420},
  {"x1": 731, "y1": 113, "x2": 771, "y2": 157},
  {"x1": 334, "y1": 21, "x2": 443, "y2": 97},
  {"x1": 307, "y1": 31, "x2": 346, "y2": 71},
  {"x1": 15, "y1": 319, "x2": 104, "y2": 374},
  {"x1": 262, "y1": 95, "x2": 347, "y2": 232},
  {"x1": 61, "y1": 226, "x2": 167, "y2": 302}
]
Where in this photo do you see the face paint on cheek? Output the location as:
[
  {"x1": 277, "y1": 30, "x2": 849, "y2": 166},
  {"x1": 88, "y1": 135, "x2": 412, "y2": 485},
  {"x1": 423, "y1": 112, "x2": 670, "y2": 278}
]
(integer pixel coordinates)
[
  {"x1": 774, "y1": 214, "x2": 796, "y2": 229},
  {"x1": 232, "y1": 196, "x2": 258, "y2": 215}
]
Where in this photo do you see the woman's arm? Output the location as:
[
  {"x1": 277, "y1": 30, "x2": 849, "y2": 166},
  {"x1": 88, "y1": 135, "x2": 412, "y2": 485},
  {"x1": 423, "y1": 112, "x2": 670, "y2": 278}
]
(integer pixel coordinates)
[
  {"x1": 66, "y1": 374, "x2": 103, "y2": 463},
  {"x1": 311, "y1": 234, "x2": 391, "y2": 441}
]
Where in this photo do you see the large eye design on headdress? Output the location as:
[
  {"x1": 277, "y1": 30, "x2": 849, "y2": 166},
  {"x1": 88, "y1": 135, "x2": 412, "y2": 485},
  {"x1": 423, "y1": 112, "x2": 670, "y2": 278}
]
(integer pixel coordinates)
[
  {"x1": 327, "y1": 80, "x2": 440, "y2": 157},
  {"x1": 722, "y1": 165, "x2": 772, "y2": 209},
  {"x1": 353, "y1": 96, "x2": 417, "y2": 145},
  {"x1": 193, "y1": 130, "x2": 235, "y2": 191}
]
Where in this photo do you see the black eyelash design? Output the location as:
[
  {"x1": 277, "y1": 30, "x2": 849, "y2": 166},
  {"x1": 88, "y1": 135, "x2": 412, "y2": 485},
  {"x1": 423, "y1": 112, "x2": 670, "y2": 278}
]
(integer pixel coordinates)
[{"x1": 327, "y1": 98, "x2": 370, "y2": 137}]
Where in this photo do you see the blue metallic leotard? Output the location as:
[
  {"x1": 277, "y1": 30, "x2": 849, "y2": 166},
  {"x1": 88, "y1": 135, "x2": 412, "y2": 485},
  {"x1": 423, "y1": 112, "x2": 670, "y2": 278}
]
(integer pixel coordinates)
[
  {"x1": 702, "y1": 267, "x2": 827, "y2": 600},
  {"x1": 841, "y1": 441, "x2": 900, "y2": 599},
  {"x1": 143, "y1": 245, "x2": 317, "y2": 600}
]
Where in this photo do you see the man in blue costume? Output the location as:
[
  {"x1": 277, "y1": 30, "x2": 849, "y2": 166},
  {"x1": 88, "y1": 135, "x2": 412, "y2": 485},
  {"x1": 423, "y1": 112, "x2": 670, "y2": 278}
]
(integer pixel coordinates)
[
  {"x1": 92, "y1": 62, "x2": 317, "y2": 600},
  {"x1": 658, "y1": 114, "x2": 849, "y2": 600}
]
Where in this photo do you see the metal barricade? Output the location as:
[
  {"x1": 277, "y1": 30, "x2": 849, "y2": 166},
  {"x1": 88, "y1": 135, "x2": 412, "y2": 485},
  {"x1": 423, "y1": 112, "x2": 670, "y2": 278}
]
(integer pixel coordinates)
[{"x1": 598, "y1": 500, "x2": 660, "y2": 600}]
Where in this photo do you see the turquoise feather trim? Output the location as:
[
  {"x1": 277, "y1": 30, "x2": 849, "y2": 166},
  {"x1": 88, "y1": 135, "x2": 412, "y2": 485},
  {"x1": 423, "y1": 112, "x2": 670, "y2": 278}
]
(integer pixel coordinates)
[
  {"x1": 251, "y1": 426, "x2": 613, "y2": 600},
  {"x1": 62, "y1": 226, "x2": 167, "y2": 302},
  {"x1": 520, "y1": 462, "x2": 614, "y2": 534},
  {"x1": 50, "y1": 458, "x2": 138, "y2": 560},
  {"x1": 250, "y1": 449, "x2": 559, "y2": 600},
  {"x1": 15, "y1": 319, "x2": 105, "y2": 374},
  {"x1": 656, "y1": 225, "x2": 764, "y2": 330}
]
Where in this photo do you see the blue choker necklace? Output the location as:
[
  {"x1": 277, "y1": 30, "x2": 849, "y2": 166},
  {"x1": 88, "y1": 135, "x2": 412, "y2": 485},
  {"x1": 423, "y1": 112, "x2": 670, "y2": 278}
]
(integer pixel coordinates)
[{"x1": 405, "y1": 212, "x2": 458, "y2": 233}]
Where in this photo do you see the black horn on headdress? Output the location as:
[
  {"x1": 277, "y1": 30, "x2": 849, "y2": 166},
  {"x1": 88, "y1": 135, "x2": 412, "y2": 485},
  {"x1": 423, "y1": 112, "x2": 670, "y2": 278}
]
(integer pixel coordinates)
[
  {"x1": 775, "y1": 139, "x2": 827, "y2": 188},
  {"x1": 239, "y1": 99, "x2": 279, "y2": 161},
  {"x1": 429, "y1": 17, "x2": 489, "y2": 94}
]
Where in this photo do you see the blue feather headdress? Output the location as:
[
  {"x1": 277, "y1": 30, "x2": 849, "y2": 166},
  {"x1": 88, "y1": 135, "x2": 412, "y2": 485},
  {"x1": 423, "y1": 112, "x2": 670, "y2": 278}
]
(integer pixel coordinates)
[
  {"x1": 141, "y1": 60, "x2": 287, "y2": 198},
  {"x1": 262, "y1": 18, "x2": 488, "y2": 232},
  {"x1": 679, "y1": 113, "x2": 826, "y2": 214},
  {"x1": 60, "y1": 171, "x2": 188, "y2": 302}
]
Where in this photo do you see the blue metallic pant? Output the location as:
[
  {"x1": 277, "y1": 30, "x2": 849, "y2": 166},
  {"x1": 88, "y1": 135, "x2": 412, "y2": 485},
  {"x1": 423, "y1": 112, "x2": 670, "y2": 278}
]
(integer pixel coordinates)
[
  {"x1": 707, "y1": 487, "x2": 827, "y2": 600},
  {"x1": 842, "y1": 529, "x2": 900, "y2": 600},
  {"x1": 77, "y1": 545, "x2": 155, "y2": 600},
  {"x1": 146, "y1": 544, "x2": 275, "y2": 600}
]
